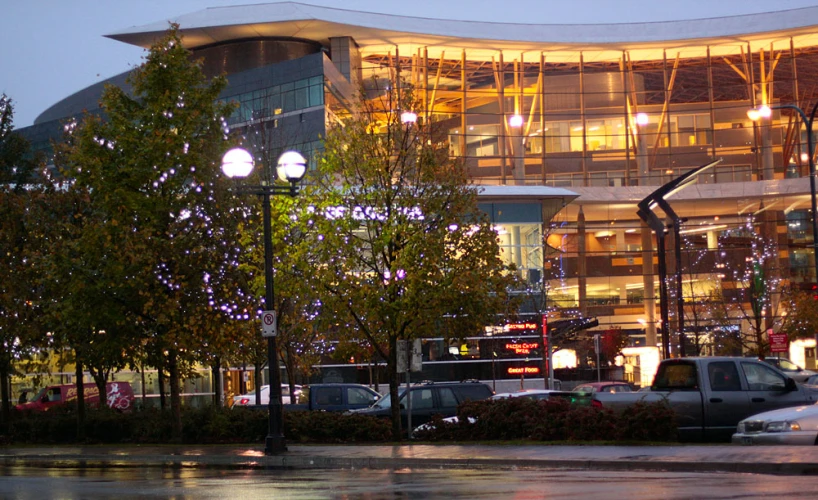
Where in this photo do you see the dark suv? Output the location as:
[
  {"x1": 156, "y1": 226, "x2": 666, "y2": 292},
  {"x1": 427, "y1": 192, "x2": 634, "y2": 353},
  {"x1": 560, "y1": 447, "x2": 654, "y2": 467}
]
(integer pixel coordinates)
[{"x1": 351, "y1": 381, "x2": 493, "y2": 427}]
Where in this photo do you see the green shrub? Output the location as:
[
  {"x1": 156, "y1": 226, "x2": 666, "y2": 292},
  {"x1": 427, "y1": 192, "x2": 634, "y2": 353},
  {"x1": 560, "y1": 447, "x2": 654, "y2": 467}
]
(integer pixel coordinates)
[{"x1": 414, "y1": 397, "x2": 676, "y2": 443}]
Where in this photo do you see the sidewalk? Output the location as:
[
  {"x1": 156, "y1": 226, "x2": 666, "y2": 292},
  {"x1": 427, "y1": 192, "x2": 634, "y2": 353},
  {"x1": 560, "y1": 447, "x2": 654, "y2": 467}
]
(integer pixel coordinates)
[{"x1": 2, "y1": 444, "x2": 818, "y2": 475}]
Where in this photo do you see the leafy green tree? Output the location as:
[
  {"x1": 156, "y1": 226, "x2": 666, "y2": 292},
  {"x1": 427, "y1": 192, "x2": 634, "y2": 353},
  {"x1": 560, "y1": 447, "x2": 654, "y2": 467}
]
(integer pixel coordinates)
[
  {"x1": 780, "y1": 286, "x2": 818, "y2": 342},
  {"x1": 54, "y1": 25, "x2": 245, "y2": 441},
  {"x1": 0, "y1": 94, "x2": 48, "y2": 427},
  {"x1": 304, "y1": 82, "x2": 517, "y2": 439}
]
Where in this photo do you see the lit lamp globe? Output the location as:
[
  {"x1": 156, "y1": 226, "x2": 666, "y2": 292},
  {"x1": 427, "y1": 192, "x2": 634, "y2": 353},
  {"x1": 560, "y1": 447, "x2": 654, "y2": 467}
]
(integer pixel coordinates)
[
  {"x1": 276, "y1": 150, "x2": 307, "y2": 183},
  {"x1": 221, "y1": 148, "x2": 254, "y2": 178}
]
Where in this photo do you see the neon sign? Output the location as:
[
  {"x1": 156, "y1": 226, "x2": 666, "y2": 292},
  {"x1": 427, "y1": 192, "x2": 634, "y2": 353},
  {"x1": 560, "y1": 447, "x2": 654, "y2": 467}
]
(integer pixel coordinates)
[
  {"x1": 508, "y1": 366, "x2": 540, "y2": 375},
  {"x1": 506, "y1": 323, "x2": 537, "y2": 331},
  {"x1": 505, "y1": 342, "x2": 539, "y2": 355}
]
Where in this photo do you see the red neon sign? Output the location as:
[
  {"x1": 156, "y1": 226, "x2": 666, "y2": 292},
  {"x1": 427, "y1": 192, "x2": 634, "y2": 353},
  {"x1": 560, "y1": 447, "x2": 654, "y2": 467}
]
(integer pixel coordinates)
[
  {"x1": 507, "y1": 323, "x2": 537, "y2": 331},
  {"x1": 505, "y1": 342, "x2": 539, "y2": 355},
  {"x1": 507, "y1": 366, "x2": 540, "y2": 375}
]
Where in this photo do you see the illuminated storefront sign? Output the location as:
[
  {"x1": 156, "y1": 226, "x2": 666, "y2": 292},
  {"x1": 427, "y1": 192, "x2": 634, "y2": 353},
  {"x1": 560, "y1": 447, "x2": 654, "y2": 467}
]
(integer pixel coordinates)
[
  {"x1": 506, "y1": 323, "x2": 537, "y2": 331},
  {"x1": 507, "y1": 366, "x2": 540, "y2": 375},
  {"x1": 504, "y1": 342, "x2": 539, "y2": 355}
]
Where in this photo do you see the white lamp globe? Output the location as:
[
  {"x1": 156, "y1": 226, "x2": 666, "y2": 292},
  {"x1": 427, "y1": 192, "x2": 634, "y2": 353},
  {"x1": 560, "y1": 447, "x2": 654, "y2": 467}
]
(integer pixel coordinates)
[
  {"x1": 508, "y1": 114, "x2": 523, "y2": 127},
  {"x1": 221, "y1": 148, "x2": 254, "y2": 178},
  {"x1": 401, "y1": 111, "x2": 418, "y2": 124},
  {"x1": 276, "y1": 151, "x2": 307, "y2": 183}
]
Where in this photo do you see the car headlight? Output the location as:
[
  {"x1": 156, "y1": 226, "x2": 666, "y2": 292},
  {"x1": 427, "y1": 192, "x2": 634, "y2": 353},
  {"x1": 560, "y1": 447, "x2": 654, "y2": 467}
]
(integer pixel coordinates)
[
  {"x1": 764, "y1": 420, "x2": 801, "y2": 432},
  {"x1": 736, "y1": 422, "x2": 745, "y2": 433}
]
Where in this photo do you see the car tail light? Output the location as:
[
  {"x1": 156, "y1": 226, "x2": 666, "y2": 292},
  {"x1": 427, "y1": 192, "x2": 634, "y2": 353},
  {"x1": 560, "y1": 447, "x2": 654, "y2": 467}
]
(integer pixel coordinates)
[
  {"x1": 591, "y1": 399, "x2": 603, "y2": 408},
  {"x1": 239, "y1": 398, "x2": 249, "y2": 405}
]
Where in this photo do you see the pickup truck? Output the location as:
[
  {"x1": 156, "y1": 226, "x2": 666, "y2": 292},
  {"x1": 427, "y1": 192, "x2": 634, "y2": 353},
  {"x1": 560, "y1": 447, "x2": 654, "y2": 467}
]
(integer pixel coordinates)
[{"x1": 593, "y1": 356, "x2": 818, "y2": 442}]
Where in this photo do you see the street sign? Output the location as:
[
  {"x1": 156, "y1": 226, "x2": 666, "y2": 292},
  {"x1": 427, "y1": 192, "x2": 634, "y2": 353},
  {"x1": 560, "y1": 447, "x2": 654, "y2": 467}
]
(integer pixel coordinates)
[
  {"x1": 261, "y1": 310, "x2": 277, "y2": 338},
  {"x1": 769, "y1": 332, "x2": 788, "y2": 353}
]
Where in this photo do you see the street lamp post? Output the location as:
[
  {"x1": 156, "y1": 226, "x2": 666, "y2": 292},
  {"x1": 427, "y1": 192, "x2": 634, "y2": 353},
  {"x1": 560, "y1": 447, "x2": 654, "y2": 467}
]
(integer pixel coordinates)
[
  {"x1": 749, "y1": 103, "x2": 818, "y2": 277},
  {"x1": 221, "y1": 147, "x2": 307, "y2": 455}
]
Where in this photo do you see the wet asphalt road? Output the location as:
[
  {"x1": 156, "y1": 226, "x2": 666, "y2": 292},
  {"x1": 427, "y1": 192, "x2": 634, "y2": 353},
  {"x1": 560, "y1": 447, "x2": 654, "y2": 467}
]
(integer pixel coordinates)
[{"x1": 1, "y1": 465, "x2": 816, "y2": 499}]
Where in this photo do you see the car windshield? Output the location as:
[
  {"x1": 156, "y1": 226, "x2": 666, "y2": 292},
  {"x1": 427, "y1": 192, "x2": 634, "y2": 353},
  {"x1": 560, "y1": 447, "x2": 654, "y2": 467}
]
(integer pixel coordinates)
[
  {"x1": 777, "y1": 359, "x2": 799, "y2": 371},
  {"x1": 32, "y1": 387, "x2": 48, "y2": 402},
  {"x1": 371, "y1": 389, "x2": 405, "y2": 409}
]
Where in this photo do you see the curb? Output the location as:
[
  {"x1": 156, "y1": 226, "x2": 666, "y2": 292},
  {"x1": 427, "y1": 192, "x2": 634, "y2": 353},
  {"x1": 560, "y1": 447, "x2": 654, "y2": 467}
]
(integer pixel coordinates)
[{"x1": 3, "y1": 454, "x2": 818, "y2": 476}]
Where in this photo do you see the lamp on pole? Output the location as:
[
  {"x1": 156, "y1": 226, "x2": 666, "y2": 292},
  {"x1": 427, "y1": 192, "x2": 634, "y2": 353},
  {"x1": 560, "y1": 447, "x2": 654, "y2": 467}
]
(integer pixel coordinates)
[
  {"x1": 748, "y1": 103, "x2": 818, "y2": 277},
  {"x1": 637, "y1": 159, "x2": 722, "y2": 359},
  {"x1": 221, "y1": 147, "x2": 307, "y2": 455}
]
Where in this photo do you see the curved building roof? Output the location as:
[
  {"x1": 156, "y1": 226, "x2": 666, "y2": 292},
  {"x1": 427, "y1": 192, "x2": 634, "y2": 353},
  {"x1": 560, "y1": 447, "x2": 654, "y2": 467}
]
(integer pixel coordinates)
[{"x1": 106, "y1": 2, "x2": 818, "y2": 58}]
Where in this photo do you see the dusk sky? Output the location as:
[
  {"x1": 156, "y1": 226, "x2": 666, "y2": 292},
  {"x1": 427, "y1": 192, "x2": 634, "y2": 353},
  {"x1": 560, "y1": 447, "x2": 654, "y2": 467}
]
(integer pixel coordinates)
[{"x1": 4, "y1": 0, "x2": 818, "y2": 128}]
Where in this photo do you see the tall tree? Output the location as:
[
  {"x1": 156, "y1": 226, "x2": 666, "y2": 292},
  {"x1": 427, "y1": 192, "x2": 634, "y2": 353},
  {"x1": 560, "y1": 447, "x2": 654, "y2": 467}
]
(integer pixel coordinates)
[
  {"x1": 0, "y1": 95, "x2": 48, "y2": 428},
  {"x1": 54, "y1": 25, "x2": 245, "y2": 440},
  {"x1": 305, "y1": 82, "x2": 517, "y2": 439}
]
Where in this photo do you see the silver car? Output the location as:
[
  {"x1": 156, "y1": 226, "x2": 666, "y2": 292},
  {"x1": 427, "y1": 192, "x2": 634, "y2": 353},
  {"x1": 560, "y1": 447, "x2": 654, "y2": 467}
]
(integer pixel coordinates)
[{"x1": 732, "y1": 402, "x2": 818, "y2": 445}]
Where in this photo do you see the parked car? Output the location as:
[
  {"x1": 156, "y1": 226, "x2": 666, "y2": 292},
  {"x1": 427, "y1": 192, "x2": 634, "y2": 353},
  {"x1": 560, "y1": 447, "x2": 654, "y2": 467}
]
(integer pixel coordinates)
[
  {"x1": 285, "y1": 383, "x2": 381, "y2": 412},
  {"x1": 760, "y1": 358, "x2": 817, "y2": 383},
  {"x1": 593, "y1": 357, "x2": 818, "y2": 442},
  {"x1": 804, "y1": 374, "x2": 818, "y2": 386},
  {"x1": 15, "y1": 382, "x2": 135, "y2": 412},
  {"x1": 232, "y1": 384, "x2": 302, "y2": 407},
  {"x1": 732, "y1": 401, "x2": 818, "y2": 445},
  {"x1": 572, "y1": 382, "x2": 633, "y2": 394},
  {"x1": 415, "y1": 388, "x2": 596, "y2": 433},
  {"x1": 352, "y1": 380, "x2": 493, "y2": 428}
]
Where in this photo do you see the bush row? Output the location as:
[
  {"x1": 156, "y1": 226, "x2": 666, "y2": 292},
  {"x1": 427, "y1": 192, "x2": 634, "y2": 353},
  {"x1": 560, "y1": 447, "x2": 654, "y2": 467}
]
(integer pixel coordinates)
[
  {"x1": 3, "y1": 398, "x2": 676, "y2": 444},
  {"x1": 4, "y1": 405, "x2": 392, "y2": 445},
  {"x1": 413, "y1": 397, "x2": 677, "y2": 442}
]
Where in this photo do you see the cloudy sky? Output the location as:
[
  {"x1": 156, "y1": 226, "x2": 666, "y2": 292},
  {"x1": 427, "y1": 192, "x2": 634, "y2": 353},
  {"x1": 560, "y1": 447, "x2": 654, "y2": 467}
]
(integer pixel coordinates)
[{"x1": 3, "y1": 0, "x2": 818, "y2": 128}]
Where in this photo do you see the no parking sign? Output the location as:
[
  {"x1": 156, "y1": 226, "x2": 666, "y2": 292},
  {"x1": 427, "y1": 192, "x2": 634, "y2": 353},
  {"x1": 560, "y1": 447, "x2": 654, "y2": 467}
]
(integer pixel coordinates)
[{"x1": 261, "y1": 310, "x2": 277, "y2": 337}]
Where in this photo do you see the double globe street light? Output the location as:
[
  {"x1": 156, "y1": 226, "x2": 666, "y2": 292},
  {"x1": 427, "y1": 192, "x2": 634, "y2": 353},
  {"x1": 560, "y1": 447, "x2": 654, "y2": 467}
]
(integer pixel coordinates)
[{"x1": 221, "y1": 147, "x2": 307, "y2": 455}]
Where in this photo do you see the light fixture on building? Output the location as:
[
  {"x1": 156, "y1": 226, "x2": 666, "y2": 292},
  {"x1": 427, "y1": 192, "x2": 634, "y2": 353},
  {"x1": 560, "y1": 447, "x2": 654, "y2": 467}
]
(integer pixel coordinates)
[{"x1": 509, "y1": 114, "x2": 523, "y2": 127}]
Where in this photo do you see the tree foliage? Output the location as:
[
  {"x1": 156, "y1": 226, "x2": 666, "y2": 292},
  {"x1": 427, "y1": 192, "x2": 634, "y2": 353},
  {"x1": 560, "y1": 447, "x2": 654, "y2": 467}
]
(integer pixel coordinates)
[
  {"x1": 52, "y1": 25, "x2": 247, "y2": 440},
  {"x1": 303, "y1": 81, "x2": 518, "y2": 439},
  {"x1": 0, "y1": 94, "x2": 49, "y2": 427}
]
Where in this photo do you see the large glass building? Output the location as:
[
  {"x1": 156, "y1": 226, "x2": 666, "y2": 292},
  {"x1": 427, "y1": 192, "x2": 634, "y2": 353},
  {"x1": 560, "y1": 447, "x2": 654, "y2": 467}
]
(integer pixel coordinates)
[{"x1": 20, "y1": 3, "x2": 818, "y2": 387}]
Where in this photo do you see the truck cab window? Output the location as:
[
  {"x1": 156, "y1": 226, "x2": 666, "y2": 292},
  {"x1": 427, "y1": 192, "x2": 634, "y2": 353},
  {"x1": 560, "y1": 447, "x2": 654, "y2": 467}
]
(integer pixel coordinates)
[
  {"x1": 708, "y1": 362, "x2": 741, "y2": 391},
  {"x1": 653, "y1": 362, "x2": 698, "y2": 390},
  {"x1": 741, "y1": 362, "x2": 787, "y2": 391}
]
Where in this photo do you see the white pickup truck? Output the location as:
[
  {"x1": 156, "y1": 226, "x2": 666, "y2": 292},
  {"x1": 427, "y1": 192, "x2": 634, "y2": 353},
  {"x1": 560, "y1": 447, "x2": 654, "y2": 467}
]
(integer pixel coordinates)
[{"x1": 593, "y1": 356, "x2": 818, "y2": 442}]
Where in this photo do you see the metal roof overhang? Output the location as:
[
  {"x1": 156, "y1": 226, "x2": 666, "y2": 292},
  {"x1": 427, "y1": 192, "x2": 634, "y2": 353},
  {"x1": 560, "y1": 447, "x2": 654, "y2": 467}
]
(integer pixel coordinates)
[{"x1": 106, "y1": 2, "x2": 818, "y2": 62}]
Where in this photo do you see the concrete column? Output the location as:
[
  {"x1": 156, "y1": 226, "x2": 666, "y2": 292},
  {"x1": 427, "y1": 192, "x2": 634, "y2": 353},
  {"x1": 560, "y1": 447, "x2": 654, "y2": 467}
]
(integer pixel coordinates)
[
  {"x1": 512, "y1": 225, "x2": 523, "y2": 271},
  {"x1": 641, "y1": 220, "x2": 657, "y2": 347},
  {"x1": 706, "y1": 230, "x2": 718, "y2": 250},
  {"x1": 615, "y1": 230, "x2": 627, "y2": 253},
  {"x1": 578, "y1": 208, "x2": 588, "y2": 317}
]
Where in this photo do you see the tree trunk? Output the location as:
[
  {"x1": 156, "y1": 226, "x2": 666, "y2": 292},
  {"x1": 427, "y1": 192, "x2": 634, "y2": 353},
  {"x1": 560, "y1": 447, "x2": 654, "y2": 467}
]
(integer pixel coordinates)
[
  {"x1": 388, "y1": 336, "x2": 401, "y2": 441},
  {"x1": 75, "y1": 354, "x2": 85, "y2": 441},
  {"x1": 0, "y1": 355, "x2": 11, "y2": 432},
  {"x1": 168, "y1": 351, "x2": 183, "y2": 442},
  {"x1": 157, "y1": 361, "x2": 166, "y2": 410},
  {"x1": 254, "y1": 363, "x2": 262, "y2": 405},
  {"x1": 211, "y1": 357, "x2": 221, "y2": 407}
]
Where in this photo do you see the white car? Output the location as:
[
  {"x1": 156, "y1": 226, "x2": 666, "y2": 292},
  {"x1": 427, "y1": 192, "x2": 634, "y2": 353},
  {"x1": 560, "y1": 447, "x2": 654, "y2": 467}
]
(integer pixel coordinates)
[
  {"x1": 232, "y1": 384, "x2": 301, "y2": 407},
  {"x1": 732, "y1": 402, "x2": 818, "y2": 445}
]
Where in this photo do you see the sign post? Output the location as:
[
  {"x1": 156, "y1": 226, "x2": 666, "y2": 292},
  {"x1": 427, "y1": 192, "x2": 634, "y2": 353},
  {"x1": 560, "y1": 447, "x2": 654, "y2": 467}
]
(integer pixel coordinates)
[
  {"x1": 594, "y1": 334, "x2": 601, "y2": 382},
  {"x1": 261, "y1": 310, "x2": 277, "y2": 338},
  {"x1": 768, "y1": 331, "x2": 789, "y2": 354}
]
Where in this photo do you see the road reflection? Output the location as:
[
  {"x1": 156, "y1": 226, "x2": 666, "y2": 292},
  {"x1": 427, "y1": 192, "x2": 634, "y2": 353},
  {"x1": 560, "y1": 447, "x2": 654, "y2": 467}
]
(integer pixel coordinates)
[{"x1": 0, "y1": 465, "x2": 812, "y2": 499}]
